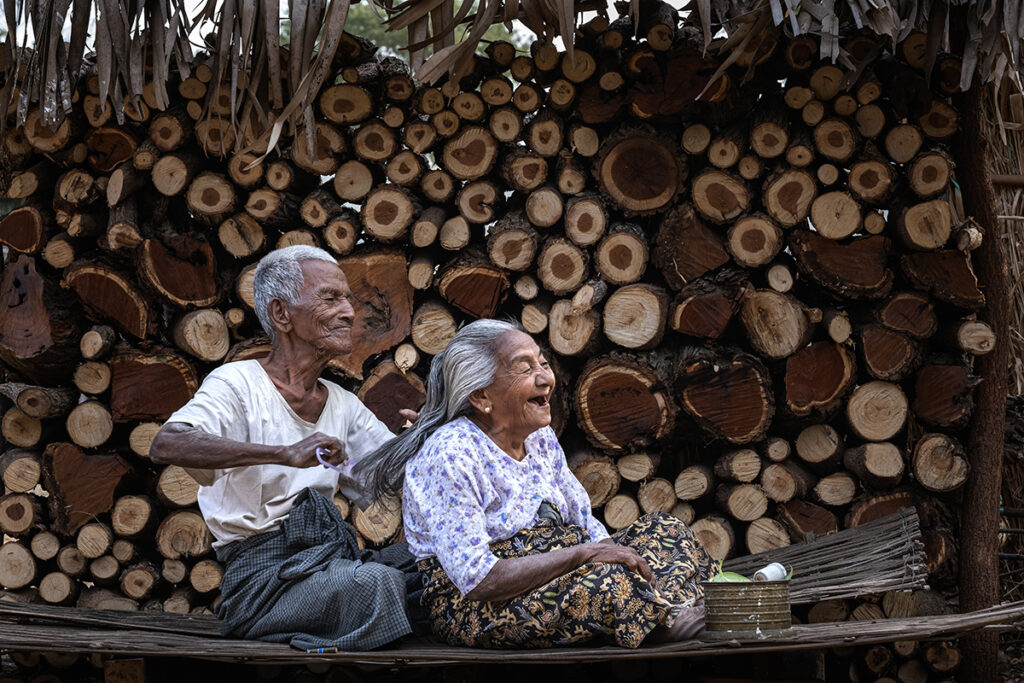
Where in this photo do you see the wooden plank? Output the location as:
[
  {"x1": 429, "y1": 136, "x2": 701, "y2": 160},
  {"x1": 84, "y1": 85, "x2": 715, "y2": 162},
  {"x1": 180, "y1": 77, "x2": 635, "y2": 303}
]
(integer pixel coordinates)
[{"x1": 0, "y1": 602, "x2": 1020, "y2": 665}]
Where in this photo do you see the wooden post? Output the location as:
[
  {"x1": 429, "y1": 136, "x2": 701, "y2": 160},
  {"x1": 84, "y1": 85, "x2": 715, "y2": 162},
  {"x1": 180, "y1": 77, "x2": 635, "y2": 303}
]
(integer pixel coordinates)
[{"x1": 953, "y1": 83, "x2": 1010, "y2": 683}]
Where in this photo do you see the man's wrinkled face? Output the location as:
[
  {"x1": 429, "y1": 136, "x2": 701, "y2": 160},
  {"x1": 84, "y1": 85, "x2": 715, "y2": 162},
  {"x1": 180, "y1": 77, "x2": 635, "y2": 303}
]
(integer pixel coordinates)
[{"x1": 286, "y1": 260, "x2": 356, "y2": 355}]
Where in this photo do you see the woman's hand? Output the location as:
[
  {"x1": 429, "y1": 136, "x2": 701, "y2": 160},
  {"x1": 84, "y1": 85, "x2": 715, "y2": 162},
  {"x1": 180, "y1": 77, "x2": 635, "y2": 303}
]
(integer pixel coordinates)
[{"x1": 579, "y1": 542, "x2": 656, "y2": 586}]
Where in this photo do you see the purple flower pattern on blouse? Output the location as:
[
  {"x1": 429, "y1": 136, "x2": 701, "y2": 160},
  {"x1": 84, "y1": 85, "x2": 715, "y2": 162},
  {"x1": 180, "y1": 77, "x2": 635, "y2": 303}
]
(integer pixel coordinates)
[{"x1": 403, "y1": 416, "x2": 610, "y2": 596}]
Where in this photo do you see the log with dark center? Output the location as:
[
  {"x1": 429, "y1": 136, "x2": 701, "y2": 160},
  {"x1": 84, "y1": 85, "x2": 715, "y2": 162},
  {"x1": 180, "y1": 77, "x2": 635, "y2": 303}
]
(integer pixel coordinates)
[
  {"x1": 594, "y1": 222, "x2": 648, "y2": 285},
  {"x1": 762, "y1": 167, "x2": 817, "y2": 227},
  {"x1": 457, "y1": 180, "x2": 502, "y2": 224},
  {"x1": 361, "y1": 185, "x2": 419, "y2": 243},
  {"x1": 691, "y1": 169, "x2": 751, "y2": 224},
  {"x1": 537, "y1": 238, "x2": 589, "y2": 296},
  {"x1": 907, "y1": 149, "x2": 952, "y2": 199},
  {"x1": 727, "y1": 213, "x2": 782, "y2": 267},
  {"x1": 442, "y1": 126, "x2": 499, "y2": 180},
  {"x1": 487, "y1": 210, "x2": 538, "y2": 272},
  {"x1": 594, "y1": 126, "x2": 686, "y2": 215}
]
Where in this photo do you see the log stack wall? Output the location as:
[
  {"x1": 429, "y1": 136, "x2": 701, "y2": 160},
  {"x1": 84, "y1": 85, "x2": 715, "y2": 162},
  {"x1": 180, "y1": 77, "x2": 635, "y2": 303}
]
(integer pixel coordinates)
[{"x1": 0, "y1": 18, "x2": 987, "y2": 676}]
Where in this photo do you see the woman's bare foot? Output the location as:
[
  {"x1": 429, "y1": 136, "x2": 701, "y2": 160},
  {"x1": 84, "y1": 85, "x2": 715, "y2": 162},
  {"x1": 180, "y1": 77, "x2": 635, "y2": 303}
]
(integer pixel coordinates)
[{"x1": 647, "y1": 600, "x2": 705, "y2": 643}]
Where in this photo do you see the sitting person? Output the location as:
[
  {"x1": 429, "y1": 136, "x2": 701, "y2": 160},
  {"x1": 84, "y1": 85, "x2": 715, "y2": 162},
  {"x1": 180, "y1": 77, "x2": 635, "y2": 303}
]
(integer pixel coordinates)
[
  {"x1": 150, "y1": 245, "x2": 423, "y2": 651},
  {"x1": 360, "y1": 319, "x2": 717, "y2": 648}
]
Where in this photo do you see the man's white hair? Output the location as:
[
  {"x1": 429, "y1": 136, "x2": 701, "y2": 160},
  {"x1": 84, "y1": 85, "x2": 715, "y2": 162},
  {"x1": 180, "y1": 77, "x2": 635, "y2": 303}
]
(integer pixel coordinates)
[{"x1": 253, "y1": 245, "x2": 339, "y2": 341}]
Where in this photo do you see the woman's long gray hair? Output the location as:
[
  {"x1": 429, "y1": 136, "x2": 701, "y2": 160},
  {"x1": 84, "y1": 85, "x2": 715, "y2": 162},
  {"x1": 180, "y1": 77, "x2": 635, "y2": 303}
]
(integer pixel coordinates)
[{"x1": 357, "y1": 318, "x2": 522, "y2": 501}]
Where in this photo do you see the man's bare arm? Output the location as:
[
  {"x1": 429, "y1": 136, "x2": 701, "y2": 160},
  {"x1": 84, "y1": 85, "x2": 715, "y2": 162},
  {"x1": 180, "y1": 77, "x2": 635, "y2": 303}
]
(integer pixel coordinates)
[{"x1": 149, "y1": 423, "x2": 347, "y2": 471}]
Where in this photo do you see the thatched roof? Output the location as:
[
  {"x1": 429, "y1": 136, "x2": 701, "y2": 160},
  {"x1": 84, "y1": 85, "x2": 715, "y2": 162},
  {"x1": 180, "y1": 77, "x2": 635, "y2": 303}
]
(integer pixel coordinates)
[{"x1": 1, "y1": 0, "x2": 1022, "y2": 142}]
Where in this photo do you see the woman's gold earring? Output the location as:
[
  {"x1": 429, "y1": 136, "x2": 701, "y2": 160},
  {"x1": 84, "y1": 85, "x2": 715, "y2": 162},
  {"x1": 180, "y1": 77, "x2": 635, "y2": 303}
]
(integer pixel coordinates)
[{"x1": 484, "y1": 405, "x2": 492, "y2": 414}]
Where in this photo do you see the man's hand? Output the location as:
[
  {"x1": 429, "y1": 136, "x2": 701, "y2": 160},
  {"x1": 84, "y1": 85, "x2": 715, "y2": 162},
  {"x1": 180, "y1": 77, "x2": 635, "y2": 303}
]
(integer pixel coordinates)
[
  {"x1": 398, "y1": 408, "x2": 419, "y2": 426},
  {"x1": 279, "y1": 432, "x2": 347, "y2": 469},
  {"x1": 579, "y1": 542, "x2": 656, "y2": 586}
]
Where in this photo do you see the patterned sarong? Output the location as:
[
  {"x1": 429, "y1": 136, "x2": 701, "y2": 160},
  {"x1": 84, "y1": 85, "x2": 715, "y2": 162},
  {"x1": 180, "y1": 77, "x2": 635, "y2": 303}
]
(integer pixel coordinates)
[{"x1": 418, "y1": 512, "x2": 717, "y2": 648}]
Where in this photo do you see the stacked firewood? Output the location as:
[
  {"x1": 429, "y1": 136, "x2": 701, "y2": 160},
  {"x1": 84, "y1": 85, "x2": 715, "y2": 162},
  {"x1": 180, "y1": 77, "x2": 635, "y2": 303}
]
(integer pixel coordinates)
[{"x1": 0, "y1": 9, "x2": 985, "y2": 662}]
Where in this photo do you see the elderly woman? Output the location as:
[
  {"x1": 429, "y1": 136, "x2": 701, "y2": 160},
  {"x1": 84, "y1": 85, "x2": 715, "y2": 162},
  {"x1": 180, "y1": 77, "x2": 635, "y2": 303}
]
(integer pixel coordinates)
[{"x1": 363, "y1": 319, "x2": 716, "y2": 648}]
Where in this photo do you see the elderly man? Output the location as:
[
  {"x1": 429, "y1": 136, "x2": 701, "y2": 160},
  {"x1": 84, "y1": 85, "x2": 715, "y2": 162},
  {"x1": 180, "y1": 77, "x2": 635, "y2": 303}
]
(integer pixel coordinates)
[{"x1": 150, "y1": 245, "x2": 422, "y2": 652}]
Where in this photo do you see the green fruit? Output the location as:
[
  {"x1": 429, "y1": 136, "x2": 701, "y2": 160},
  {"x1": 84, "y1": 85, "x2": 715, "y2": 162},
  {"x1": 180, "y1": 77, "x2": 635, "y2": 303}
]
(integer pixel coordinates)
[{"x1": 708, "y1": 571, "x2": 752, "y2": 583}]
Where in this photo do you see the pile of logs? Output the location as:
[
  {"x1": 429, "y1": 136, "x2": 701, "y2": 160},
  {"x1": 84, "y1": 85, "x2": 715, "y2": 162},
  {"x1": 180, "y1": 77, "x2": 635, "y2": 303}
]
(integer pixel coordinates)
[{"x1": 0, "y1": 9, "x2": 985, "y2": 671}]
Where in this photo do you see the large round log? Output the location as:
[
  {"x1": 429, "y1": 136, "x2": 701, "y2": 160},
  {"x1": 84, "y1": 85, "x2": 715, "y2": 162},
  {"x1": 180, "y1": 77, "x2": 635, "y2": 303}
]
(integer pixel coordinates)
[
  {"x1": 574, "y1": 353, "x2": 677, "y2": 453},
  {"x1": 442, "y1": 126, "x2": 499, "y2": 179},
  {"x1": 335, "y1": 249, "x2": 415, "y2": 379},
  {"x1": 652, "y1": 203, "x2": 730, "y2": 289},
  {"x1": 0, "y1": 255, "x2": 82, "y2": 384},
  {"x1": 110, "y1": 348, "x2": 199, "y2": 422},
  {"x1": 138, "y1": 233, "x2": 220, "y2": 308},
  {"x1": 42, "y1": 442, "x2": 132, "y2": 536},
  {"x1": 594, "y1": 126, "x2": 686, "y2": 215},
  {"x1": 594, "y1": 223, "x2": 648, "y2": 285},
  {"x1": 676, "y1": 348, "x2": 773, "y2": 444},
  {"x1": 789, "y1": 231, "x2": 894, "y2": 300},
  {"x1": 763, "y1": 168, "x2": 817, "y2": 227},
  {"x1": 784, "y1": 341, "x2": 856, "y2": 419}
]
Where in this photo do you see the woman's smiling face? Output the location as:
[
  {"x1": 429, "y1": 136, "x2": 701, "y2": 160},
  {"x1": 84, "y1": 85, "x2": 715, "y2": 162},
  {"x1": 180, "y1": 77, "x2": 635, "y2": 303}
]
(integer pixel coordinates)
[{"x1": 481, "y1": 330, "x2": 556, "y2": 439}]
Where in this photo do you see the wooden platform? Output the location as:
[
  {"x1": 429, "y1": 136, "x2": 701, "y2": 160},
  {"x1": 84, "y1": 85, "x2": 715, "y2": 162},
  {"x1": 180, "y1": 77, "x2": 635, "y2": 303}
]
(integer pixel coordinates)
[{"x1": 0, "y1": 600, "x2": 1022, "y2": 666}]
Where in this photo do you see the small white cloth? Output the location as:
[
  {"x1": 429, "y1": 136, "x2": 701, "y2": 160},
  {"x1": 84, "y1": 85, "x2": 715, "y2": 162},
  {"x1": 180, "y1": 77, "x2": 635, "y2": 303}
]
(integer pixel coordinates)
[{"x1": 166, "y1": 359, "x2": 393, "y2": 549}]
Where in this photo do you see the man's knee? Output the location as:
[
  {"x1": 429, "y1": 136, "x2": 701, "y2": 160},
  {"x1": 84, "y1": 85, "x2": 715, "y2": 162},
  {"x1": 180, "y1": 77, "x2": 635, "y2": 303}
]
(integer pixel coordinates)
[{"x1": 353, "y1": 562, "x2": 406, "y2": 597}]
